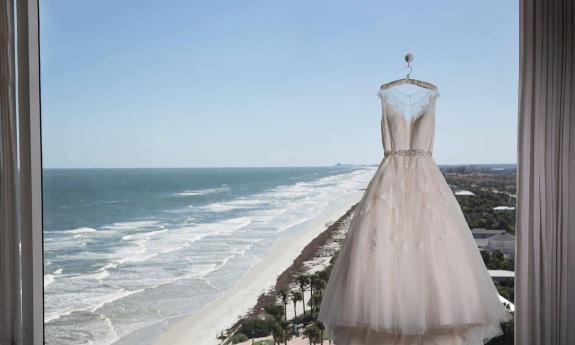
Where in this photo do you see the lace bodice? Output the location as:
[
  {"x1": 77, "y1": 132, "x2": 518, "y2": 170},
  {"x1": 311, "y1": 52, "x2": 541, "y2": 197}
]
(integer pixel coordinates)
[{"x1": 378, "y1": 87, "x2": 439, "y2": 154}]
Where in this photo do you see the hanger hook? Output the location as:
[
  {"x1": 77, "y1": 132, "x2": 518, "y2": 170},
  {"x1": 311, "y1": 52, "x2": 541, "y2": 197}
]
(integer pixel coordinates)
[
  {"x1": 405, "y1": 65, "x2": 413, "y2": 78},
  {"x1": 405, "y1": 52, "x2": 414, "y2": 78}
]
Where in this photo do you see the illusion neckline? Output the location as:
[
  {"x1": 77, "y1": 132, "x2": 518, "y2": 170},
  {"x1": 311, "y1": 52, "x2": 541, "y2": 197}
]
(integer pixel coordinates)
[
  {"x1": 382, "y1": 98, "x2": 435, "y2": 124},
  {"x1": 383, "y1": 87, "x2": 437, "y2": 106}
]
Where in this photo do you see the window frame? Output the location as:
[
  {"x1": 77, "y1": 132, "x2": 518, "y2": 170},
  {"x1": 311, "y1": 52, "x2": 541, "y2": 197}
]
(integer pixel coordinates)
[
  {"x1": 17, "y1": 0, "x2": 44, "y2": 343},
  {"x1": 15, "y1": 1, "x2": 525, "y2": 344}
]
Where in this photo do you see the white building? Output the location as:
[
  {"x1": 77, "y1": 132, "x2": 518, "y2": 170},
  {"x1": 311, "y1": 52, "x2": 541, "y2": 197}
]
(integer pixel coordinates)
[
  {"x1": 471, "y1": 229, "x2": 507, "y2": 249},
  {"x1": 471, "y1": 229, "x2": 515, "y2": 257},
  {"x1": 493, "y1": 206, "x2": 516, "y2": 211},
  {"x1": 489, "y1": 270, "x2": 515, "y2": 281},
  {"x1": 487, "y1": 233, "x2": 516, "y2": 257},
  {"x1": 455, "y1": 190, "x2": 476, "y2": 196}
]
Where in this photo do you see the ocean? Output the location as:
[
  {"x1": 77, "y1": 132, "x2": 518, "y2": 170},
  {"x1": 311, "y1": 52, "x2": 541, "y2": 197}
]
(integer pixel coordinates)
[{"x1": 43, "y1": 166, "x2": 375, "y2": 345}]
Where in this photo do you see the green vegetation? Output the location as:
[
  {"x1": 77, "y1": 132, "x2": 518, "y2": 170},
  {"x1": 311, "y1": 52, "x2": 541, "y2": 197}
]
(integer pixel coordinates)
[
  {"x1": 481, "y1": 250, "x2": 514, "y2": 271},
  {"x1": 441, "y1": 166, "x2": 517, "y2": 345},
  {"x1": 442, "y1": 166, "x2": 517, "y2": 234},
  {"x1": 441, "y1": 165, "x2": 516, "y2": 194},
  {"x1": 237, "y1": 319, "x2": 278, "y2": 339},
  {"x1": 497, "y1": 278, "x2": 514, "y2": 303},
  {"x1": 230, "y1": 332, "x2": 248, "y2": 344},
  {"x1": 481, "y1": 250, "x2": 515, "y2": 304},
  {"x1": 455, "y1": 188, "x2": 516, "y2": 233},
  {"x1": 226, "y1": 269, "x2": 332, "y2": 345}
]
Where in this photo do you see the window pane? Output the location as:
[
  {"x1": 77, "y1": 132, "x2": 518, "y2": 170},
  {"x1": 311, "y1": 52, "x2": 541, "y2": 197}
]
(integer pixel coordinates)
[{"x1": 40, "y1": 1, "x2": 518, "y2": 344}]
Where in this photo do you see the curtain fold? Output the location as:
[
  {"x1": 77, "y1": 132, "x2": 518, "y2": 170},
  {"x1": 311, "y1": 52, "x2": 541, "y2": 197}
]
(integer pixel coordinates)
[
  {"x1": 0, "y1": 1, "x2": 22, "y2": 344},
  {"x1": 517, "y1": 0, "x2": 575, "y2": 344}
]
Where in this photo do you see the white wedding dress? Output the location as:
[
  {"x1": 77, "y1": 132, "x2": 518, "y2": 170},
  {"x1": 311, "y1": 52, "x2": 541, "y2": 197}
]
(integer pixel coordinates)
[{"x1": 317, "y1": 86, "x2": 512, "y2": 345}]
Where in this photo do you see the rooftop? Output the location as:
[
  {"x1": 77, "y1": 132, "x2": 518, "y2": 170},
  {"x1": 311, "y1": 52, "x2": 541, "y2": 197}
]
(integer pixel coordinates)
[
  {"x1": 455, "y1": 190, "x2": 476, "y2": 196},
  {"x1": 493, "y1": 206, "x2": 516, "y2": 211},
  {"x1": 488, "y1": 233, "x2": 516, "y2": 242},
  {"x1": 471, "y1": 229, "x2": 507, "y2": 235},
  {"x1": 489, "y1": 270, "x2": 515, "y2": 278}
]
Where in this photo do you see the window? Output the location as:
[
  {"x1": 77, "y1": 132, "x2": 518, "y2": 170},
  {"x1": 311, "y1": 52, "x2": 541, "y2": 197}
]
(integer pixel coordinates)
[{"x1": 39, "y1": 1, "x2": 518, "y2": 344}]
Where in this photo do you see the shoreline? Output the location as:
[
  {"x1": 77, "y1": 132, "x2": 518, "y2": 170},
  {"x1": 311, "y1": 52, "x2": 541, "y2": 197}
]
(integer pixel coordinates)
[
  {"x1": 245, "y1": 204, "x2": 356, "y2": 320},
  {"x1": 144, "y1": 192, "x2": 363, "y2": 345}
]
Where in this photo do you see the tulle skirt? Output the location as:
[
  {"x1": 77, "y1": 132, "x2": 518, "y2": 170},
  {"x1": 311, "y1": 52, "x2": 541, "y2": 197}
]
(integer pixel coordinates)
[{"x1": 317, "y1": 156, "x2": 512, "y2": 345}]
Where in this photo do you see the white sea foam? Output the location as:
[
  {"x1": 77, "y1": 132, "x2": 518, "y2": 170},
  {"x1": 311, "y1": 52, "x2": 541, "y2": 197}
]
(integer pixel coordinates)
[
  {"x1": 102, "y1": 262, "x2": 118, "y2": 270},
  {"x1": 45, "y1": 308, "x2": 75, "y2": 323},
  {"x1": 101, "y1": 217, "x2": 251, "y2": 269},
  {"x1": 86, "y1": 270, "x2": 110, "y2": 281},
  {"x1": 200, "y1": 203, "x2": 240, "y2": 212},
  {"x1": 198, "y1": 198, "x2": 270, "y2": 213},
  {"x1": 121, "y1": 228, "x2": 168, "y2": 241},
  {"x1": 44, "y1": 267, "x2": 65, "y2": 288},
  {"x1": 44, "y1": 274, "x2": 56, "y2": 288},
  {"x1": 56, "y1": 227, "x2": 98, "y2": 234},
  {"x1": 175, "y1": 186, "x2": 230, "y2": 197},
  {"x1": 45, "y1": 286, "x2": 145, "y2": 325},
  {"x1": 89, "y1": 288, "x2": 145, "y2": 313},
  {"x1": 176, "y1": 191, "x2": 205, "y2": 196},
  {"x1": 102, "y1": 220, "x2": 161, "y2": 230}
]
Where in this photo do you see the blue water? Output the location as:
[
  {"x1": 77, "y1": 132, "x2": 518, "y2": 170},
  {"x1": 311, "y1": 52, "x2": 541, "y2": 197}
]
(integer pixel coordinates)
[{"x1": 43, "y1": 166, "x2": 375, "y2": 345}]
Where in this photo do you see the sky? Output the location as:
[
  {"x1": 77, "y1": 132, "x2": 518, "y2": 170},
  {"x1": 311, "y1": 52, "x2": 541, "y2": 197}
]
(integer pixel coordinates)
[{"x1": 40, "y1": 0, "x2": 519, "y2": 168}]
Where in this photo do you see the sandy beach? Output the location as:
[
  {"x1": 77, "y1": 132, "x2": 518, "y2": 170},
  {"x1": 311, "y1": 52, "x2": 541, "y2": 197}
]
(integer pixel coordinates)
[{"x1": 149, "y1": 191, "x2": 364, "y2": 345}]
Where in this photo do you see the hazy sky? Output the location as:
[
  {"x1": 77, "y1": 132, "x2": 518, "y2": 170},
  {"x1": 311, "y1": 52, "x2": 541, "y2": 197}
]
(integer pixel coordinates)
[{"x1": 40, "y1": 0, "x2": 518, "y2": 168}]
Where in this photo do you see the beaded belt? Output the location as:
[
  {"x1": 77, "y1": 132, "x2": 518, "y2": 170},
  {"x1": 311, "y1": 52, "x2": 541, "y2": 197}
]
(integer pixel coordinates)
[{"x1": 384, "y1": 149, "x2": 432, "y2": 158}]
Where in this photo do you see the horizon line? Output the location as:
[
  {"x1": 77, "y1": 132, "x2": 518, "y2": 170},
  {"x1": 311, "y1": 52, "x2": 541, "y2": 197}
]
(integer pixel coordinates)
[{"x1": 42, "y1": 163, "x2": 518, "y2": 170}]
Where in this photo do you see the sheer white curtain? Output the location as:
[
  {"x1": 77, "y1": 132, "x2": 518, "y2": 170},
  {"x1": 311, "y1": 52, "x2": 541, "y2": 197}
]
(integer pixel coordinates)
[{"x1": 517, "y1": 0, "x2": 575, "y2": 344}]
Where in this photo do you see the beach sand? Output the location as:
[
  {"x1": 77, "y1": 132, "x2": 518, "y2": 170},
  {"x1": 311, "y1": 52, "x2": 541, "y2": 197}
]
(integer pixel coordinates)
[{"x1": 149, "y1": 191, "x2": 363, "y2": 345}]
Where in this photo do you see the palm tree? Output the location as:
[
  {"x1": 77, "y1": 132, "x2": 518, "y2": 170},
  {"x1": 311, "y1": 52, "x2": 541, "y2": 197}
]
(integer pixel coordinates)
[
  {"x1": 308, "y1": 273, "x2": 316, "y2": 311},
  {"x1": 278, "y1": 289, "x2": 289, "y2": 319},
  {"x1": 291, "y1": 290, "x2": 303, "y2": 319},
  {"x1": 278, "y1": 289, "x2": 289, "y2": 345},
  {"x1": 309, "y1": 272, "x2": 327, "y2": 313},
  {"x1": 314, "y1": 278, "x2": 326, "y2": 302},
  {"x1": 309, "y1": 273, "x2": 321, "y2": 312},
  {"x1": 291, "y1": 290, "x2": 303, "y2": 335},
  {"x1": 296, "y1": 275, "x2": 309, "y2": 315},
  {"x1": 310, "y1": 292, "x2": 322, "y2": 314}
]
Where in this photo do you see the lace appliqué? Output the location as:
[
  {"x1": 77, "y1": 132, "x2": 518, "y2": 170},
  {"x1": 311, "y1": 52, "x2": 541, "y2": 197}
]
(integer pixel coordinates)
[
  {"x1": 363, "y1": 189, "x2": 394, "y2": 216},
  {"x1": 394, "y1": 239, "x2": 426, "y2": 252},
  {"x1": 370, "y1": 227, "x2": 377, "y2": 251},
  {"x1": 439, "y1": 226, "x2": 449, "y2": 239}
]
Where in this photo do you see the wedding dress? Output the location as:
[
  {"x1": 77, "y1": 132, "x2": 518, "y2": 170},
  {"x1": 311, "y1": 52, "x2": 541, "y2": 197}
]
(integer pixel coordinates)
[{"x1": 317, "y1": 86, "x2": 512, "y2": 345}]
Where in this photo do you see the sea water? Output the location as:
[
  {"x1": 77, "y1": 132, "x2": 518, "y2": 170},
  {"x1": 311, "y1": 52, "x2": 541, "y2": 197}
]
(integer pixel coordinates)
[{"x1": 43, "y1": 166, "x2": 375, "y2": 345}]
